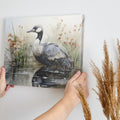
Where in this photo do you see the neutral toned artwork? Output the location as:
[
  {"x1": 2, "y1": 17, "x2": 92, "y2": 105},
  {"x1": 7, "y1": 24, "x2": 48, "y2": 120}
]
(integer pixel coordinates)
[{"x1": 4, "y1": 14, "x2": 84, "y2": 87}]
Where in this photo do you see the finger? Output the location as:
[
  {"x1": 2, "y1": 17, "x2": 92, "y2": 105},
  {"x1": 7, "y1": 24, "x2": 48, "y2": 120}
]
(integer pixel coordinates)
[
  {"x1": 5, "y1": 85, "x2": 10, "y2": 91},
  {"x1": 77, "y1": 72, "x2": 87, "y2": 81},
  {"x1": 1, "y1": 67, "x2": 6, "y2": 80},
  {"x1": 2, "y1": 66, "x2": 6, "y2": 73},
  {"x1": 0, "y1": 91, "x2": 6, "y2": 97},
  {"x1": 69, "y1": 71, "x2": 81, "y2": 82},
  {"x1": 0, "y1": 67, "x2": 2, "y2": 78},
  {"x1": 80, "y1": 72, "x2": 87, "y2": 79}
]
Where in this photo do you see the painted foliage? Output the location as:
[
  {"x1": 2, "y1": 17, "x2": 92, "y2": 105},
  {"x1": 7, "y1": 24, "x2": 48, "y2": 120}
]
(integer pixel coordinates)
[{"x1": 4, "y1": 14, "x2": 84, "y2": 87}]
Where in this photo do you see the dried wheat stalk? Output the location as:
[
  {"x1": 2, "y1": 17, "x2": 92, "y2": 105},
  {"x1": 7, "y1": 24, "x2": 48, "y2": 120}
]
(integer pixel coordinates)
[
  {"x1": 76, "y1": 85, "x2": 91, "y2": 120},
  {"x1": 91, "y1": 40, "x2": 120, "y2": 120}
]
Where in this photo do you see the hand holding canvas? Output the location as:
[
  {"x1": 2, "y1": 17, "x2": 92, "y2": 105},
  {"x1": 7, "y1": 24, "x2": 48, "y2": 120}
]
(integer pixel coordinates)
[
  {"x1": 35, "y1": 71, "x2": 89, "y2": 120},
  {"x1": 64, "y1": 71, "x2": 89, "y2": 107},
  {"x1": 0, "y1": 66, "x2": 14, "y2": 97},
  {"x1": 0, "y1": 67, "x2": 89, "y2": 120}
]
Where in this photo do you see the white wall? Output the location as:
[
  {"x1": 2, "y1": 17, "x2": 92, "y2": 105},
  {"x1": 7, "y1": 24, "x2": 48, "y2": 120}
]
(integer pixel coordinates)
[{"x1": 0, "y1": 0, "x2": 120, "y2": 120}]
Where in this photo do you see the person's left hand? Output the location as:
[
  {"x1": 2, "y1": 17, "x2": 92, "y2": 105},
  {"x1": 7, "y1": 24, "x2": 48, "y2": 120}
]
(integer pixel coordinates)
[{"x1": 0, "y1": 66, "x2": 14, "y2": 97}]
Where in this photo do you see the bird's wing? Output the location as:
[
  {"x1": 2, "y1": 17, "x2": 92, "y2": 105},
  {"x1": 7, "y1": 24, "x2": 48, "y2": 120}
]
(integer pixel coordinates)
[{"x1": 44, "y1": 43, "x2": 68, "y2": 61}]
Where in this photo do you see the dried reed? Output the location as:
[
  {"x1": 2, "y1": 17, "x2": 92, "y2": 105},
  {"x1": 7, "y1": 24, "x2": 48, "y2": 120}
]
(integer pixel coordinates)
[
  {"x1": 91, "y1": 40, "x2": 120, "y2": 120},
  {"x1": 76, "y1": 85, "x2": 91, "y2": 120}
]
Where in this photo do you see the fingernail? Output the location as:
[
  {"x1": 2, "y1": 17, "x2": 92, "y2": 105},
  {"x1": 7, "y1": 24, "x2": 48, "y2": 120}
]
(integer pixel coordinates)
[
  {"x1": 10, "y1": 85, "x2": 14, "y2": 87},
  {"x1": 76, "y1": 71, "x2": 81, "y2": 75}
]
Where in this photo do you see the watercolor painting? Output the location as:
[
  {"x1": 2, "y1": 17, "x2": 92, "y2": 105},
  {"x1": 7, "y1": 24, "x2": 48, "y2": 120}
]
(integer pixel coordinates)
[{"x1": 4, "y1": 14, "x2": 84, "y2": 87}]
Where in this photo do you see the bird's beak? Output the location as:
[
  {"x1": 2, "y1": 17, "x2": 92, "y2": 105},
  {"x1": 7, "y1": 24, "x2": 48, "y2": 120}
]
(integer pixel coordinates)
[{"x1": 27, "y1": 29, "x2": 35, "y2": 33}]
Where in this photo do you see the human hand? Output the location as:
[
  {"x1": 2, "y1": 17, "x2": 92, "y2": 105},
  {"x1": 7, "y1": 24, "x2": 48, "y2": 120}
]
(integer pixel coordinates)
[
  {"x1": 0, "y1": 66, "x2": 14, "y2": 97},
  {"x1": 64, "y1": 71, "x2": 89, "y2": 107}
]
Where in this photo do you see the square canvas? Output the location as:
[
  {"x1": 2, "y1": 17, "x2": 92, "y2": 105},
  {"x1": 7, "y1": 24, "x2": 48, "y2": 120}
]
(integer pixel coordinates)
[{"x1": 4, "y1": 14, "x2": 84, "y2": 87}]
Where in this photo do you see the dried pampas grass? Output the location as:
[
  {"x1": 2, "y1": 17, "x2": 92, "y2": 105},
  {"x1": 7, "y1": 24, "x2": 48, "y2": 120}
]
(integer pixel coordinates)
[
  {"x1": 91, "y1": 40, "x2": 120, "y2": 120},
  {"x1": 76, "y1": 85, "x2": 91, "y2": 120}
]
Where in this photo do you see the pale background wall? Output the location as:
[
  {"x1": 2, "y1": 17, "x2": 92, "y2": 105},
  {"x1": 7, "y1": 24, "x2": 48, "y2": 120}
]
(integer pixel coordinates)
[{"x1": 0, "y1": 0, "x2": 120, "y2": 120}]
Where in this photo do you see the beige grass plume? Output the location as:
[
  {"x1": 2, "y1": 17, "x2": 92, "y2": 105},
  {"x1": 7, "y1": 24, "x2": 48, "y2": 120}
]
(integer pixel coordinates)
[
  {"x1": 76, "y1": 84, "x2": 91, "y2": 120},
  {"x1": 91, "y1": 40, "x2": 120, "y2": 120}
]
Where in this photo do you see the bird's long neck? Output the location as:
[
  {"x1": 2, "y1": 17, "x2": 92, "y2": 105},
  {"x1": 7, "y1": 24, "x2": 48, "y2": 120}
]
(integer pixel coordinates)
[{"x1": 36, "y1": 31, "x2": 43, "y2": 42}]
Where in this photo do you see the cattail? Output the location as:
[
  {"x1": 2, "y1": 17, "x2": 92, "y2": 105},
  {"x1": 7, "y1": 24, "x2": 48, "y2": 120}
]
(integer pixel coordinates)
[
  {"x1": 8, "y1": 33, "x2": 13, "y2": 38},
  {"x1": 8, "y1": 38, "x2": 12, "y2": 42},
  {"x1": 71, "y1": 42, "x2": 75, "y2": 46},
  {"x1": 74, "y1": 29, "x2": 76, "y2": 32},
  {"x1": 63, "y1": 41, "x2": 67, "y2": 45},
  {"x1": 57, "y1": 37, "x2": 61, "y2": 40},
  {"x1": 69, "y1": 42, "x2": 72, "y2": 45},
  {"x1": 59, "y1": 33, "x2": 63, "y2": 36},
  {"x1": 61, "y1": 19, "x2": 63, "y2": 22},
  {"x1": 74, "y1": 25, "x2": 77, "y2": 27}
]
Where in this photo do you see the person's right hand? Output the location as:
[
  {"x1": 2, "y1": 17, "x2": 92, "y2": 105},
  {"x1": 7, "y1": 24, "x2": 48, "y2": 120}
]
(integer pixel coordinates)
[
  {"x1": 0, "y1": 66, "x2": 14, "y2": 97},
  {"x1": 64, "y1": 71, "x2": 89, "y2": 107},
  {"x1": 34, "y1": 71, "x2": 89, "y2": 120}
]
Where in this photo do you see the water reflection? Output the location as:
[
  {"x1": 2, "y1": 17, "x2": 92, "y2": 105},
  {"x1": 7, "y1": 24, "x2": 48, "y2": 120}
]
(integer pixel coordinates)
[
  {"x1": 5, "y1": 66, "x2": 71, "y2": 87},
  {"x1": 32, "y1": 67, "x2": 70, "y2": 87}
]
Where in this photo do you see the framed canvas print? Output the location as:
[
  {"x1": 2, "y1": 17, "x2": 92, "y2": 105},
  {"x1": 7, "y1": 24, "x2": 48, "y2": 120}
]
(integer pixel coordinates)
[{"x1": 4, "y1": 14, "x2": 84, "y2": 87}]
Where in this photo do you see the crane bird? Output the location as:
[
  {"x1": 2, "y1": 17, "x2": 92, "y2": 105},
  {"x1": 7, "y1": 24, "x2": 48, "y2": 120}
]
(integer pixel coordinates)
[{"x1": 27, "y1": 25, "x2": 72, "y2": 71}]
